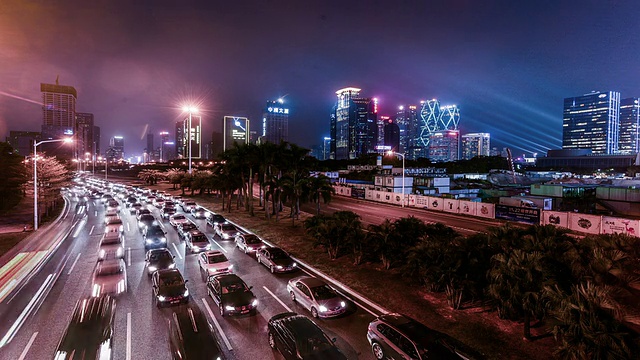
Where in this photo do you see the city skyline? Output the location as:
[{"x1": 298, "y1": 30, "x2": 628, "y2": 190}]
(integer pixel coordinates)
[{"x1": 2, "y1": 1, "x2": 640, "y2": 157}]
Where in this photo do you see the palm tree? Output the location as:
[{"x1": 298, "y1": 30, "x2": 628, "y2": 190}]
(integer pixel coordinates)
[
  {"x1": 367, "y1": 219, "x2": 396, "y2": 270},
  {"x1": 165, "y1": 168, "x2": 184, "y2": 189},
  {"x1": 303, "y1": 174, "x2": 335, "y2": 215},
  {"x1": 137, "y1": 169, "x2": 163, "y2": 185}
]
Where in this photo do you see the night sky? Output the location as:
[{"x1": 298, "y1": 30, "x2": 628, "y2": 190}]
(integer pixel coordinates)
[{"x1": 1, "y1": 0, "x2": 639, "y2": 158}]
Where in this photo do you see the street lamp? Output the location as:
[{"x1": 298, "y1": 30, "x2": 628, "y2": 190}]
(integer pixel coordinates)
[
  {"x1": 387, "y1": 150, "x2": 406, "y2": 208},
  {"x1": 182, "y1": 106, "x2": 198, "y2": 174},
  {"x1": 33, "y1": 137, "x2": 73, "y2": 230}
]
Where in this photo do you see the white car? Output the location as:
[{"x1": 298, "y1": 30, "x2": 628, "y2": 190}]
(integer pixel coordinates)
[
  {"x1": 105, "y1": 208, "x2": 118, "y2": 217},
  {"x1": 197, "y1": 250, "x2": 233, "y2": 279},
  {"x1": 214, "y1": 223, "x2": 239, "y2": 240},
  {"x1": 169, "y1": 214, "x2": 190, "y2": 228}
]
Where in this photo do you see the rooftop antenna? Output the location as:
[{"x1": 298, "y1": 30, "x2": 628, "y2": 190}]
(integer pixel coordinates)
[{"x1": 55, "y1": 75, "x2": 59, "y2": 85}]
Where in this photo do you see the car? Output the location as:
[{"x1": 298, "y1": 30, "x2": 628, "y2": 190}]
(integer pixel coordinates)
[
  {"x1": 53, "y1": 295, "x2": 116, "y2": 360},
  {"x1": 143, "y1": 225, "x2": 168, "y2": 250},
  {"x1": 287, "y1": 276, "x2": 348, "y2": 318},
  {"x1": 145, "y1": 195, "x2": 157, "y2": 204},
  {"x1": 169, "y1": 213, "x2": 190, "y2": 228},
  {"x1": 161, "y1": 206, "x2": 177, "y2": 219},
  {"x1": 164, "y1": 200, "x2": 176, "y2": 208},
  {"x1": 105, "y1": 199, "x2": 119, "y2": 210},
  {"x1": 197, "y1": 250, "x2": 232, "y2": 278},
  {"x1": 256, "y1": 247, "x2": 298, "y2": 273},
  {"x1": 151, "y1": 269, "x2": 189, "y2": 307},
  {"x1": 181, "y1": 201, "x2": 197, "y2": 212},
  {"x1": 190, "y1": 206, "x2": 207, "y2": 219},
  {"x1": 104, "y1": 216, "x2": 124, "y2": 234},
  {"x1": 129, "y1": 202, "x2": 143, "y2": 214},
  {"x1": 145, "y1": 248, "x2": 176, "y2": 275},
  {"x1": 168, "y1": 307, "x2": 224, "y2": 360},
  {"x1": 136, "y1": 208, "x2": 152, "y2": 219},
  {"x1": 185, "y1": 230, "x2": 211, "y2": 253},
  {"x1": 177, "y1": 222, "x2": 198, "y2": 240},
  {"x1": 152, "y1": 198, "x2": 165, "y2": 208},
  {"x1": 97, "y1": 232, "x2": 124, "y2": 261},
  {"x1": 214, "y1": 222, "x2": 239, "y2": 240},
  {"x1": 267, "y1": 312, "x2": 347, "y2": 360},
  {"x1": 367, "y1": 313, "x2": 485, "y2": 360},
  {"x1": 92, "y1": 259, "x2": 127, "y2": 296},
  {"x1": 206, "y1": 213, "x2": 226, "y2": 227},
  {"x1": 125, "y1": 196, "x2": 137, "y2": 206},
  {"x1": 137, "y1": 213, "x2": 157, "y2": 231},
  {"x1": 206, "y1": 273, "x2": 258, "y2": 317},
  {"x1": 105, "y1": 207, "x2": 118, "y2": 217},
  {"x1": 235, "y1": 233, "x2": 266, "y2": 254}
]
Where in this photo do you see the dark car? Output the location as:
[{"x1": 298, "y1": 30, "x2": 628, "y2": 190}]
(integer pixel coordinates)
[
  {"x1": 177, "y1": 222, "x2": 198, "y2": 240},
  {"x1": 257, "y1": 247, "x2": 298, "y2": 273},
  {"x1": 129, "y1": 202, "x2": 143, "y2": 214},
  {"x1": 191, "y1": 206, "x2": 207, "y2": 219},
  {"x1": 267, "y1": 312, "x2": 346, "y2": 360},
  {"x1": 168, "y1": 308, "x2": 224, "y2": 360},
  {"x1": 185, "y1": 230, "x2": 211, "y2": 253},
  {"x1": 138, "y1": 213, "x2": 157, "y2": 231},
  {"x1": 145, "y1": 248, "x2": 176, "y2": 275},
  {"x1": 235, "y1": 233, "x2": 266, "y2": 254},
  {"x1": 54, "y1": 295, "x2": 116, "y2": 360},
  {"x1": 161, "y1": 206, "x2": 177, "y2": 219},
  {"x1": 143, "y1": 224, "x2": 168, "y2": 250},
  {"x1": 206, "y1": 273, "x2": 258, "y2": 316},
  {"x1": 206, "y1": 213, "x2": 226, "y2": 227},
  {"x1": 136, "y1": 208, "x2": 152, "y2": 219},
  {"x1": 152, "y1": 269, "x2": 189, "y2": 307},
  {"x1": 367, "y1": 313, "x2": 484, "y2": 360}
]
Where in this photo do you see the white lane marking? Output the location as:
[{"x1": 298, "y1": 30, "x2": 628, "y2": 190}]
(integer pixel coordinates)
[
  {"x1": 0, "y1": 280, "x2": 17, "y2": 301},
  {"x1": 172, "y1": 243, "x2": 182, "y2": 259},
  {"x1": 127, "y1": 248, "x2": 131, "y2": 266},
  {"x1": 72, "y1": 218, "x2": 87, "y2": 238},
  {"x1": 126, "y1": 312, "x2": 132, "y2": 360},
  {"x1": 0, "y1": 273, "x2": 54, "y2": 347},
  {"x1": 263, "y1": 286, "x2": 292, "y2": 312},
  {"x1": 89, "y1": 225, "x2": 95, "y2": 235},
  {"x1": 127, "y1": 223, "x2": 130, "y2": 232},
  {"x1": 94, "y1": 210, "x2": 98, "y2": 217},
  {"x1": 17, "y1": 331, "x2": 37, "y2": 360},
  {"x1": 67, "y1": 253, "x2": 82, "y2": 275},
  {"x1": 202, "y1": 298, "x2": 233, "y2": 351},
  {"x1": 209, "y1": 237, "x2": 227, "y2": 253}
]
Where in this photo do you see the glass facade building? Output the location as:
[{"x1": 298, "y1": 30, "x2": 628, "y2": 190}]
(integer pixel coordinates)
[
  {"x1": 619, "y1": 97, "x2": 639, "y2": 154},
  {"x1": 330, "y1": 87, "x2": 377, "y2": 160},
  {"x1": 428, "y1": 130, "x2": 460, "y2": 162},
  {"x1": 562, "y1": 91, "x2": 620, "y2": 155},
  {"x1": 262, "y1": 99, "x2": 289, "y2": 144},
  {"x1": 461, "y1": 133, "x2": 491, "y2": 160}
]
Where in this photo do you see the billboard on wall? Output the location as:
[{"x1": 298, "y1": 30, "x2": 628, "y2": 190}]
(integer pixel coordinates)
[
  {"x1": 476, "y1": 203, "x2": 494, "y2": 218},
  {"x1": 459, "y1": 201, "x2": 477, "y2": 216},
  {"x1": 601, "y1": 216, "x2": 639, "y2": 237},
  {"x1": 333, "y1": 186, "x2": 351, "y2": 197},
  {"x1": 443, "y1": 199, "x2": 460, "y2": 213},
  {"x1": 495, "y1": 205, "x2": 541, "y2": 225},
  {"x1": 426, "y1": 197, "x2": 445, "y2": 211},
  {"x1": 568, "y1": 213, "x2": 601, "y2": 235},
  {"x1": 351, "y1": 188, "x2": 365, "y2": 199},
  {"x1": 542, "y1": 211, "x2": 569, "y2": 228},
  {"x1": 411, "y1": 195, "x2": 430, "y2": 208}
]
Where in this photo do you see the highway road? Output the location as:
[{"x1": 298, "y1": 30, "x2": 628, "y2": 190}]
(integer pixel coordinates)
[{"x1": 0, "y1": 190, "x2": 380, "y2": 360}]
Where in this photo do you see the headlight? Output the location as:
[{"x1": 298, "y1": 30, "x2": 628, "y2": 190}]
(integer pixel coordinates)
[
  {"x1": 205, "y1": 244, "x2": 211, "y2": 250},
  {"x1": 92, "y1": 284, "x2": 101, "y2": 297},
  {"x1": 183, "y1": 289, "x2": 189, "y2": 297},
  {"x1": 225, "y1": 305, "x2": 235, "y2": 311},
  {"x1": 99, "y1": 250, "x2": 105, "y2": 259},
  {"x1": 261, "y1": 245, "x2": 267, "y2": 249},
  {"x1": 158, "y1": 295, "x2": 166, "y2": 301},
  {"x1": 223, "y1": 234, "x2": 229, "y2": 239},
  {"x1": 251, "y1": 299, "x2": 258, "y2": 307},
  {"x1": 277, "y1": 265, "x2": 283, "y2": 269},
  {"x1": 292, "y1": 262, "x2": 297, "y2": 267},
  {"x1": 148, "y1": 266, "x2": 157, "y2": 271},
  {"x1": 319, "y1": 305, "x2": 328, "y2": 312},
  {"x1": 340, "y1": 301, "x2": 346, "y2": 308},
  {"x1": 117, "y1": 248, "x2": 124, "y2": 257},
  {"x1": 138, "y1": 223, "x2": 144, "y2": 228},
  {"x1": 228, "y1": 265, "x2": 234, "y2": 269},
  {"x1": 168, "y1": 263, "x2": 176, "y2": 269},
  {"x1": 145, "y1": 239, "x2": 153, "y2": 244},
  {"x1": 117, "y1": 280, "x2": 125, "y2": 293},
  {"x1": 160, "y1": 237, "x2": 166, "y2": 242}
]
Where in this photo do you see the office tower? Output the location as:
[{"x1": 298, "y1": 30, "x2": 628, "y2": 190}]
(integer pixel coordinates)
[
  {"x1": 175, "y1": 116, "x2": 202, "y2": 159},
  {"x1": 383, "y1": 119, "x2": 400, "y2": 152},
  {"x1": 223, "y1": 116, "x2": 250, "y2": 150},
  {"x1": 377, "y1": 115, "x2": 390, "y2": 146},
  {"x1": 6, "y1": 131, "x2": 41, "y2": 156},
  {"x1": 40, "y1": 79, "x2": 77, "y2": 158},
  {"x1": 76, "y1": 113, "x2": 94, "y2": 159},
  {"x1": 562, "y1": 91, "x2": 620, "y2": 155},
  {"x1": 429, "y1": 130, "x2": 460, "y2": 162},
  {"x1": 461, "y1": 133, "x2": 491, "y2": 160},
  {"x1": 619, "y1": 98, "x2": 639, "y2": 154},
  {"x1": 396, "y1": 105, "x2": 420, "y2": 159},
  {"x1": 262, "y1": 99, "x2": 289, "y2": 144},
  {"x1": 330, "y1": 87, "x2": 378, "y2": 160},
  {"x1": 146, "y1": 133, "x2": 154, "y2": 161},
  {"x1": 418, "y1": 100, "x2": 460, "y2": 159},
  {"x1": 107, "y1": 136, "x2": 124, "y2": 161},
  {"x1": 210, "y1": 130, "x2": 224, "y2": 160},
  {"x1": 93, "y1": 126, "x2": 101, "y2": 156}
]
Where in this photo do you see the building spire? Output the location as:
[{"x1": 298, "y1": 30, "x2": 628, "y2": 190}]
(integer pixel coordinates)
[{"x1": 55, "y1": 75, "x2": 59, "y2": 85}]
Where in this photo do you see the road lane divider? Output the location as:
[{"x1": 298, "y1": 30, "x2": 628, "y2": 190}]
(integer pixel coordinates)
[
  {"x1": 126, "y1": 312, "x2": 132, "y2": 360},
  {"x1": 67, "y1": 253, "x2": 82, "y2": 275},
  {"x1": 17, "y1": 331, "x2": 38, "y2": 360},
  {"x1": 262, "y1": 286, "x2": 292, "y2": 312},
  {"x1": 94, "y1": 210, "x2": 97, "y2": 217},
  {"x1": 127, "y1": 248, "x2": 131, "y2": 266},
  {"x1": 172, "y1": 244, "x2": 182, "y2": 259},
  {"x1": 72, "y1": 217, "x2": 87, "y2": 238},
  {"x1": 202, "y1": 298, "x2": 233, "y2": 351},
  {"x1": 209, "y1": 237, "x2": 227, "y2": 253},
  {"x1": 127, "y1": 223, "x2": 130, "y2": 232},
  {"x1": 89, "y1": 225, "x2": 95, "y2": 235}
]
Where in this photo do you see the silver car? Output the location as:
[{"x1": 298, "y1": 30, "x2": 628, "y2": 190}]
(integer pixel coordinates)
[
  {"x1": 92, "y1": 259, "x2": 127, "y2": 297},
  {"x1": 97, "y1": 232, "x2": 124, "y2": 261},
  {"x1": 287, "y1": 276, "x2": 348, "y2": 318}
]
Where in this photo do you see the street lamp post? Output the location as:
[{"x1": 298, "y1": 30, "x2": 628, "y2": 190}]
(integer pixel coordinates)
[
  {"x1": 182, "y1": 106, "x2": 198, "y2": 174},
  {"x1": 33, "y1": 138, "x2": 72, "y2": 230},
  {"x1": 387, "y1": 151, "x2": 406, "y2": 208}
]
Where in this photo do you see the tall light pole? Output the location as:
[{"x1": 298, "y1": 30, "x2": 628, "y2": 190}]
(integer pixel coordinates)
[
  {"x1": 387, "y1": 150, "x2": 406, "y2": 208},
  {"x1": 182, "y1": 106, "x2": 198, "y2": 174},
  {"x1": 33, "y1": 138, "x2": 72, "y2": 230}
]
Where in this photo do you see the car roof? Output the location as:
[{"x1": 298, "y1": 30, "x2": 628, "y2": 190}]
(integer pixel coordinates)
[
  {"x1": 203, "y1": 250, "x2": 223, "y2": 256},
  {"x1": 170, "y1": 309, "x2": 223, "y2": 358},
  {"x1": 294, "y1": 276, "x2": 327, "y2": 288},
  {"x1": 188, "y1": 229, "x2": 204, "y2": 236},
  {"x1": 157, "y1": 268, "x2": 182, "y2": 278},
  {"x1": 147, "y1": 248, "x2": 171, "y2": 256},
  {"x1": 212, "y1": 273, "x2": 243, "y2": 285},
  {"x1": 269, "y1": 312, "x2": 325, "y2": 338}
]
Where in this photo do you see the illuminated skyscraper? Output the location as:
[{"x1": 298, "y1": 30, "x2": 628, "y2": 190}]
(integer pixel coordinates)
[
  {"x1": 146, "y1": 133, "x2": 154, "y2": 161},
  {"x1": 396, "y1": 105, "x2": 420, "y2": 159},
  {"x1": 562, "y1": 91, "x2": 620, "y2": 155},
  {"x1": 330, "y1": 87, "x2": 378, "y2": 160},
  {"x1": 418, "y1": 100, "x2": 460, "y2": 159},
  {"x1": 75, "y1": 112, "x2": 94, "y2": 158},
  {"x1": 429, "y1": 130, "x2": 460, "y2": 162},
  {"x1": 461, "y1": 133, "x2": 491, "y2": 160},
  {"x1": 262, "y1": 99, "x2": 289, "y2": 144},
  {"x1": 383, "y1": 119, "x2": 400, "y2": 152},
  {"x1": 619, "y1": 98, "x2": 639, "y2": 154},
  {"x1": 40, "y1": 79, "x2": 77, "y2": 158},
  {"x1": 107, "y1": 136, "x2": 124, "y2": 161}
]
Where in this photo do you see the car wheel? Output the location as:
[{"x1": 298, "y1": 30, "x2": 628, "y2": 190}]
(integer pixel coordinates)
[
  {"x1": 311, "y1": 307, "x2": 318, "y2": 318},
  {"x1": 244, "y1": 246, "x2": 248, "y2": 254},
  {"x1": 219, "y1": 304, "x2": 225, "y2": 317},
  {"x1": 371, "y1": 342, "x2": 385, "y2": 360},
  {"x1": 290, "y1": 291, "x2": 296, "y2": 302},
  {"x1": 270, "y1": 265, "x2": 275, "y2": 274},
  {"x1": 268, "y1": 332, "x2": 276, "y2": 349}
]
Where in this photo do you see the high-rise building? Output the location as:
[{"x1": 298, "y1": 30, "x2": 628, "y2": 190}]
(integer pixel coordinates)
[
  {"x1": 93, "y1": 126, "x2": 101, "y2": 156},
  {"x1": 76, "y1": 113, "x2": 94, "y2": 159},
  {"x1": 418, "y1": 100, "x2": 460, "y2": 159},
  {"x1": 107, "y1": 136, "x2": 124, "y2": 161},
  {"x1": 330, "y1": 87, "x2": 378, "y2": 160},
  {"x1": 262, "y1": 99, "x2": 289, "y2": 144},
  {"x1": 40, "y1": 79, "x2": 77, "y2": 159},
  {"x1": 146, "y1": 133, "x2": 154, "y2": 161},
  {"x1": 6, "y1": 131, "x2": 41, "y2": 156},
  {"x1": 619, "y1": 98, "x2": 639, "y2": 154},
  {"x1": 396, "y1": 105, "x2": 420, "y2": 159},
  {"x1": 429, "y1": 130, "x2": 460, "y2": 162},
  {"x1": 175, "y1": 116, "x2": 202, "y2": 159},
  {"x1": 562, "y1": 91, "x2": 620, "y2": 155},
  {"x1": 383, "y1": 119, "x2": 400, "y2": 152},
  {"x1": 377, "y1": 115, "x2": 390, "y2": 146},
  {"x1": 461, "y1": 133, "x2": 491, "y2": 160}
]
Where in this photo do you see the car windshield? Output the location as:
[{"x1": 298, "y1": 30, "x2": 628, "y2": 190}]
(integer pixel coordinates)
[
  {"x1": 311, "y1": 284, "x2": 337, "y2": 300},
  {"x1": 207, "y1": 254, "x2": 227, "y2": 263},
  {"x1": 192, "y1": 235, "x2": 207, "y2": 243},
  {"x1": 221, "y1": 224, "x2": 235, "y2": 231},
  {"x1": 106, "y1": 218, "x2": 122, "y2": 225},
  {"x1": 96, "y1": 263, "x2": 124, "y2": 276},
  {"x1": 245, "y1": 235, "x2": 261, "y2": 244},
  {"x1": 147, "y1": 227, "x2": 164, "y2": 236},
  {"x1": 297, "y1": 334, "x2": 333, "y2": 356},
  {"x1": 222, "y1": 282, "x2": 248, "y2": 294},
  {"x1": 160, "y1": 274, "x2": 184, "y2": 287},
  {"x1": 172, "y1": 215, "x2": 185, "y2": 220},
  {"x1": 150, "y1": 252, "x2": 172, "y2": 261},
  {"x1": 269, "y1": 248, "x2": 288, "y2": 259},
  {"x1": 181, "y1": 224, "x2": 196, "y2": 231},
  {"x1": 140, "y1": 215, "x2": 155, "y2": 221}
]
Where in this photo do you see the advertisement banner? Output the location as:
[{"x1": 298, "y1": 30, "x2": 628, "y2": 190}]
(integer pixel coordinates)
[
  {"x1": 426, "y1": 197, "x2": 445, "y2": 211},
  {"x1": 476, "y1": 203, "x2": 495, "y2": 219},
  {"x1": 412, "y1": 195, "x2": 430, "y2": 208},
  {"x1": 542, "y1": 211, "x2": 569, "y2": 228},
  {"x1": 459, "y1": 201, "x2": 477, "y2": 216},
  {"x1": 601, "y1": 216, "x2": 639, "y2": 237},
  {"x1": 333, "y1": 186, "x2": 351, "y2": 197},
  {"x1": 443, "y1": 199, "x2": 460, "y2": 214},
  {"x1": 568, "y1": 213, "x2": 601, "y2": 235},
  {"x1": 495, "y1": 205, "x2": 540, "y2": 224},
  {"x1": 350, "y1": 188, "x2": 364, "y2": 199}
]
